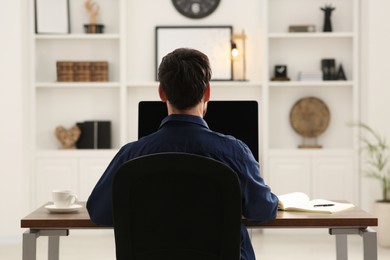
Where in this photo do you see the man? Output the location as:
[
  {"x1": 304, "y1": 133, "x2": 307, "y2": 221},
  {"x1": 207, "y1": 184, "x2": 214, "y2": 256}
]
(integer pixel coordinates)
[{"x1": 87, "y1": 48, "x2": 279, "y2": 260}]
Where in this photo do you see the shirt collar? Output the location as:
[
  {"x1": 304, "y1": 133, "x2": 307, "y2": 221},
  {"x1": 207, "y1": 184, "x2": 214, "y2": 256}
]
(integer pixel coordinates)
[{"x1": 159, "y1": 114, "x2": 209, "y2": 129}]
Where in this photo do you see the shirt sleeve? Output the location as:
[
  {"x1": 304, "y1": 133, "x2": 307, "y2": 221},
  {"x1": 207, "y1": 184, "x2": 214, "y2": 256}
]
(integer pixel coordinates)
[
  {"x1": 233, "y1": 140, "x2": 279, "y2": 222},
  {"x1": 86, "y1": 145, "x2": 129, "y2": 226}
]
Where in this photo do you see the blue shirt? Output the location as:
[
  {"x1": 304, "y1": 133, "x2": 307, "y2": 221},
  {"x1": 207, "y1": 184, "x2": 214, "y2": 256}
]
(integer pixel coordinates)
[{"x1": 87, "y1": 114, "x2": 278, "y2": 260}]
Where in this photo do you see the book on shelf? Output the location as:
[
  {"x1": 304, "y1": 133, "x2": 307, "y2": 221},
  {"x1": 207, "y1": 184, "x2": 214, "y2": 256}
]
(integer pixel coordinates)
[
  {"x1": 298, "y1": 71, "x2": 323, "y2": 81},
  {"x1": 277, "y1": 192, "x2": 354, "y2": 213}
]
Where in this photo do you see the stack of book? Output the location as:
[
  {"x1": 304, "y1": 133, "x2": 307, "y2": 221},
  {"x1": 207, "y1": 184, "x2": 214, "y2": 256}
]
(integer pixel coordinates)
[{"x1": 298, "y1": 71, "x2": 323, "y2": 81}]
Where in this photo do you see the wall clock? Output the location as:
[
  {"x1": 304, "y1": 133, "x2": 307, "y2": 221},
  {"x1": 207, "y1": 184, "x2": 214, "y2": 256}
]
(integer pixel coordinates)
[{"x1": 172, "y1": 0, "x2": 221, "y2": 19}]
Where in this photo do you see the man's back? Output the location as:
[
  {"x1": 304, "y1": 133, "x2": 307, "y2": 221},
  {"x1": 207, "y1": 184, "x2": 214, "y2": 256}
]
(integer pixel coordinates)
[{"x1": 87, "y1": 48, "x2": 278, "y2": 260}]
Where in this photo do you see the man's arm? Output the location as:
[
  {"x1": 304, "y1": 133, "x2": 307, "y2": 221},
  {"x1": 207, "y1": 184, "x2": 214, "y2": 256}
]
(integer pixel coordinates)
[
  {"x1": 86, "y1": 147, "x2": 128, "y2": 226},
  {"x1": 233, "y1": 141, "x2": 279, "y2": 222}
]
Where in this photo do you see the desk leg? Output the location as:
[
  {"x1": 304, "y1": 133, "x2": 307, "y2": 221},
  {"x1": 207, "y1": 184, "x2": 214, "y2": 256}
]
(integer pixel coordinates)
[
  {"x1": 23, "y1": 230, "x2": 39, "y2": 260},
  {"x1": 330, "y1": 228, "x2": 360, "y2": 260},
  {"x1": 39, "y1": 230, "x2": 69, "y2": 260},
  {"x1": 48, "y1": 236, "x2": 60, "y2": 260},
  {"x1": 360, "y1": 228, "x2": 377, "y2": 260},
  {"x1": 22, "y1": 229, "x2": 69, "y2": 260},
  {"x1": 330, "y1": 228, "x2": 378, "y2": 260},
  {"x1": 335, "y1": 234, "x2": 348, "y2": 260}
]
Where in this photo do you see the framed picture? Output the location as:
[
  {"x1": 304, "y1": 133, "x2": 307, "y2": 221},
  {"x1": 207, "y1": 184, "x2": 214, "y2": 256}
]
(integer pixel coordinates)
[
  {"x1": 35, "y1": 0, "x2": 70, "y2": 34},
  {"x1": 155, "y1": 26, "x2": 233, "y2": 81}
]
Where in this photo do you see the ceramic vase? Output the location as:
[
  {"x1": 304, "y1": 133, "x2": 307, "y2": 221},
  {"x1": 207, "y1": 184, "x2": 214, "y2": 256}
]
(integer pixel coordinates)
[{"x1": 374, "y1": 201, "x2": 390, "y2": 247}]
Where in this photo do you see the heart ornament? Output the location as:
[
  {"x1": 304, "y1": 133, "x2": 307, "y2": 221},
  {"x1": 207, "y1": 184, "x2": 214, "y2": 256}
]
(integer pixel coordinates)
[{"x1": 55, "y1": 125, "x2": 81, "y2": 149}]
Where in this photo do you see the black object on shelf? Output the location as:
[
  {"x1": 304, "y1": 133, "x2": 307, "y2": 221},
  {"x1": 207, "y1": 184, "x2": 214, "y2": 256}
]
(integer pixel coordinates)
[
  {"x1": 271, "y1": 65, "x2": 290, "y2": 81},
  {"x1": 76, "y1": 121, "x2": 111, "y2": 149},
  {"x1": 321, "y1": 5, "x2": 335, "y2": 32},
  {"x1": 337, "y1": 64, "x2": 347, "y2": 80},
  {"x1": 84, "y1": 24, "x2": 104, "y2": 34},
  {"x1": 321, "y1": 59, "x2": 336, "y2": 80}
]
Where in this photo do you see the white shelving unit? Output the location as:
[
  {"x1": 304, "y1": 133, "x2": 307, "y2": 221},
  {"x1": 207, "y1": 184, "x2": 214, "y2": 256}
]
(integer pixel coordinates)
[
  {"x1": 29, "y1": 0, "x2": 360, "y2": 207},
  {"x1": 262, "y1": 0, "x2": 360, "y2": 204},
  {"x1": 29, "y1": 0, "x2": 126, "y2": 206}
]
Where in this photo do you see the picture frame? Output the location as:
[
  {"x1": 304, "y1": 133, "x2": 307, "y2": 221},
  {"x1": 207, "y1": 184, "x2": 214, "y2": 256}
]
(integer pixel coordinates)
[
  {"x1": 155, "y1": 26, "x2": 233, "y2": 81},
  {"x1": 35, "y1": 0, "x2": 70, "y2": 34}
]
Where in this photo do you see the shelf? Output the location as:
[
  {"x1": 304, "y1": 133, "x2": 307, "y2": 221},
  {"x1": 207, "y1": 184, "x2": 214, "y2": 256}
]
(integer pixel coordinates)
[
  {"x1": 127, "y1": 81, "x2": 262, "y2": 88},
  {"x1": 36, "y1": 149, "x2": 118, "y2": 158},
  {"x1": 35, "y1": 34, "x2": 121, "y2": 40},
  {"x1": 28, "y1": 0, "x2": 360, "y2": 207},
  {"x1": 268, "y1": 81, "x2": 354, "y2": 88},
  {"x1": 127, "y1": 82, "x2": 158, "y2": 88},
  {"x1": 267, "y1": 148, "x2": 355, "y2": 157},
  {"x1": 268, "y1": 32, "x2": 354, "y2": 39},
  {"x1": 211, "y1": 81, "x2": 262, "y2": 88},
  {"x1": 35, "y1": 82, "x2": 121, "y2": 89}
]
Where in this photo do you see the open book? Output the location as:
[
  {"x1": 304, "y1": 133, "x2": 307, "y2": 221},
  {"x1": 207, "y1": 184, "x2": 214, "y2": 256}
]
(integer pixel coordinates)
[{"x1": 277, "y1": 192, "x2": 355, "y2": 214}]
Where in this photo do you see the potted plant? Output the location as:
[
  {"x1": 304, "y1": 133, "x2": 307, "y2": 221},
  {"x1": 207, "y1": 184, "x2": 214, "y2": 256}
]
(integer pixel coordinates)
[{"x1": 357, "y1": 123, "x2": 390, "y2": 247}]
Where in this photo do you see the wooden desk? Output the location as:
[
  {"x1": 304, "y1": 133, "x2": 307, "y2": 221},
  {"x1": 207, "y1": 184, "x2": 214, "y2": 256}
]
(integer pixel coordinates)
[{"x1": 21, "y1": 202, "x2": 378, "y2": 260}]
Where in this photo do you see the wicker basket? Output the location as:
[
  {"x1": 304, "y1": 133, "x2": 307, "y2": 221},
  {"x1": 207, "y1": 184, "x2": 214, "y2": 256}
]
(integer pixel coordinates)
[
  {"x1": 74, "y1": 62, "x2": 92, "y2": 82},
  {"x1": 91, "y1": 61, "x2": 109, "y2": 82},
  {"x1": 56, "y1": 61, "x2": 109, "y2": 82},
  {"x1": 56, "y1": 61, "x2": 75, "y2": 82}
]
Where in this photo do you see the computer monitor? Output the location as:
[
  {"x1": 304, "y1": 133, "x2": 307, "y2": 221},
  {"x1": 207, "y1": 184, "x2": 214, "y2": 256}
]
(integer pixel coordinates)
[{"x1": 138, "y1": 100, "x2": 259, "y2": 160}]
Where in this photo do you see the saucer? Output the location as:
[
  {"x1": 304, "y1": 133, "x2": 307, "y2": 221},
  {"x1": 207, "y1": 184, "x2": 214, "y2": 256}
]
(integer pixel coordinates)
[{"x1": 45, "y1": 204, "x2": 82, "y2": 213}]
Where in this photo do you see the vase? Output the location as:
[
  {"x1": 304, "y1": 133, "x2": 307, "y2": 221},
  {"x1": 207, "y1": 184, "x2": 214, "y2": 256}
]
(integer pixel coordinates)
[
  {"x1": 374, "y1": 201, "x2": 390, "y2": 247},
  {"x1": 84, "y1": 24, "x2": 105, "y2": 34}
]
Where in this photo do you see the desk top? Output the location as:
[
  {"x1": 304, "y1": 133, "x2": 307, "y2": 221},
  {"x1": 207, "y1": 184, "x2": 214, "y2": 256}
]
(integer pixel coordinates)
[{"x1": 21, "y1": 202, "x2": 377, "y2": 229}]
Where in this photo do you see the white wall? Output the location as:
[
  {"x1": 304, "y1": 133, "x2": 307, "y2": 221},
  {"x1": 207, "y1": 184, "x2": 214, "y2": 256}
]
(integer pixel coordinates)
[
  {"x1": 0, "y1": 0, "x2": 30, "y2": 241},
  {"x1": 360, "y1": 0, "x2": 390, "y2": 211},
  {"x1": 0, "y1": 0, "x2": 389, "y2": 240}
]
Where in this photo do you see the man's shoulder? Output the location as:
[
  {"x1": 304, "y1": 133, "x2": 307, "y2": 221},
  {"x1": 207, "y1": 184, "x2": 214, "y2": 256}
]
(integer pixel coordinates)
[{"x1": 209, "y1": 130, "x2": 244, "y2": 145}]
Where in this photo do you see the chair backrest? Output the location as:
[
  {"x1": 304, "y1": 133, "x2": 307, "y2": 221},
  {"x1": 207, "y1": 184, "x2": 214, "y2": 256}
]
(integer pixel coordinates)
[{"x1": 112, "y1": 152, "x2": 242, "y2": 260}]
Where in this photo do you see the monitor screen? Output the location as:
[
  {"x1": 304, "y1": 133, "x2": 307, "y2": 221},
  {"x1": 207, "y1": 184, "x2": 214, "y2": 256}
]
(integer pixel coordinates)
[{"x1": 138, "y1": 100, "x2": 259, "y2": 160}]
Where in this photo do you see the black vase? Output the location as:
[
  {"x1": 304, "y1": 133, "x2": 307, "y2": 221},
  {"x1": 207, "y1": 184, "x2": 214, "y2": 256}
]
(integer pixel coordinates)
[{"x1": 321, "y1": 7, "x2": 335, "y2": 32}]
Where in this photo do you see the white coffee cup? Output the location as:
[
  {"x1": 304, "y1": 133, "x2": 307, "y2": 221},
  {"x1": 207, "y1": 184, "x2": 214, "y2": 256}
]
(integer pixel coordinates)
[{"x1": 52, "y1": 190, "x2": 78, "y2": 208}]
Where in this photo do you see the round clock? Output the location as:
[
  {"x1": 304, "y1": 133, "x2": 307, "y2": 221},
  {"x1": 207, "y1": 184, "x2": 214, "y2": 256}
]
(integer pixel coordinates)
[{"x1": 172, "y1": 0, "x2": 221, "y2": 19}]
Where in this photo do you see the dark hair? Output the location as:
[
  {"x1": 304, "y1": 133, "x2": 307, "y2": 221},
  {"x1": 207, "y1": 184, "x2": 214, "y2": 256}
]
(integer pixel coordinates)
[{"x1": 158, "y1": 48, "x2": 212, "y2": 110}]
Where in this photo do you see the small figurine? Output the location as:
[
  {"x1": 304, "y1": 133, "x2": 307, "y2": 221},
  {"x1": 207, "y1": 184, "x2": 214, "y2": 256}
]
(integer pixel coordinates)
[
  {"x1": 337, "y1": 64, "x2": 347, "y2": 80},
  {"x1": 84, "y1": 0, "x2": 100, "y2": 25},
  {"x1": 271, "y1": 65, "x2": 290, "y2": 81},
  {"x1": 321, "y1": 5, "x2": 336, "y2": 32},
  {"x1": 84, "y1": 0, "x2": 104, "y2": 33},
  {"x1": 55, "y1": 125, "x2": 81, "y2": 149}
]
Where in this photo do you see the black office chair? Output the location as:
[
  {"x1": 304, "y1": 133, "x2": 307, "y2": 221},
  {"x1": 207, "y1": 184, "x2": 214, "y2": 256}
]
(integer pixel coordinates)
[{"x1": 112, "y1": 152, "x2": 242, "y2": 260}]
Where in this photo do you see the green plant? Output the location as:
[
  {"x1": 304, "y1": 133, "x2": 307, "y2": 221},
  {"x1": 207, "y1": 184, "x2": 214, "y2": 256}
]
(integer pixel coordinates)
[{"x1": 357, "y1": 123, "x2": 390, "y2": 202}]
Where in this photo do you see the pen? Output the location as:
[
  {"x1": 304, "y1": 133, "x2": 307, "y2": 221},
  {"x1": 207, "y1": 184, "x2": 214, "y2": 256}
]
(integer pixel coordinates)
[{"x1": 314, "y1": 204, "x2": 335, "y2": 207}]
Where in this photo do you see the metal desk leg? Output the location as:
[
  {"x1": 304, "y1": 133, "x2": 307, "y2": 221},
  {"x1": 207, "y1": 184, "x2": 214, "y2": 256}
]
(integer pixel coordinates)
[
  {"x1": 23, "y1": 230, "x2": 39, "y2": 260},
  {"x1": 22, "y1": 229, "x2": 69, "y2": 260},
  {"x1": 330, "y1": 228, "x2": 360, "y2": 260},
  {"x1": 335, "y1": 234, "x2": 348, "y2": 260},
  {"x1": 360, "y1": 228, "x2": 377, "y2": 260},
  {"x1": 330, "y1": 228, "x2": 378, "y2": 260},
  {"x1": 48, "y1": 236, "x2": 60, "y2": 260}
]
